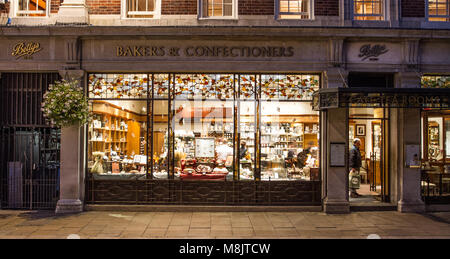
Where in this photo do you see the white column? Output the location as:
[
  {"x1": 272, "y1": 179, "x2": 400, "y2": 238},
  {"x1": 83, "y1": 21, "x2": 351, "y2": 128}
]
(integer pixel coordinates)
[
  {"x1": 323, "y1": 108, "x2": 350, "y2": 214},
  {"x1": 56, "y1": 0, "x2": 89, "y2": 24},
  {"x1": 56, "y1": 124, "x2": 83, "y2": 213},
  {"x1": 55, "y1": 70, "x2": 86, "y2": 214}
]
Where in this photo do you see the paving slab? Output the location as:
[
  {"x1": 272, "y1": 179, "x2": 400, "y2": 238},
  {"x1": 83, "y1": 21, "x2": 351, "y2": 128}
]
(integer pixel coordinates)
[{"x1": 0, "y1": 210, "x2": 449, "y2": 239}]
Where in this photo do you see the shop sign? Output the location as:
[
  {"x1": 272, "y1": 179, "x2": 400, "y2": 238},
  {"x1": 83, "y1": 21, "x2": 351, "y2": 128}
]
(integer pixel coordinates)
[
  {"x1": 358, "y1": 44, "x2": 388, "y2": 61},
  {"x1": 11, "y1": 42, "x2": 42, "y2": 60},
  {"x1": 313, "y1": 89, "x2": 450, "y2": 110},
  {"x1": 345, "y1": 94, "x2": 444, "y2": 108},
  {"x1": 116, "y1": 45, "x2": 295, "y2": 58}
]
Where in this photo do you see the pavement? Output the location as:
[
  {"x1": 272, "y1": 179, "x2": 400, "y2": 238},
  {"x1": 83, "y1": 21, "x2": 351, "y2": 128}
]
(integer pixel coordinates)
[{"x1": 1, "y1": 210, "x2": 450, "y2": 239}]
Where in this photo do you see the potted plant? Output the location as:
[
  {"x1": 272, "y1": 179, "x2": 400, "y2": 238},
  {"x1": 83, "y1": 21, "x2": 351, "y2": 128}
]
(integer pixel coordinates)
[{"x1": 41, "y1": 79, "x2": 90, "y2": 127}]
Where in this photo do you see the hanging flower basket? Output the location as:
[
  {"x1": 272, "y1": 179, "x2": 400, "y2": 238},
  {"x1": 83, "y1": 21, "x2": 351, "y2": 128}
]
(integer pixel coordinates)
[{"x1": 42, "y1": 79, "x2": 91, "y2": 127}]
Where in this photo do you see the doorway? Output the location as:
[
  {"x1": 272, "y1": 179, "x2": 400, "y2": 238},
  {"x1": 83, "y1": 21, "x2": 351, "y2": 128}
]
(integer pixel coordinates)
[{"x1": 349, "y1": 108, "x2": 390, "y2": 203}]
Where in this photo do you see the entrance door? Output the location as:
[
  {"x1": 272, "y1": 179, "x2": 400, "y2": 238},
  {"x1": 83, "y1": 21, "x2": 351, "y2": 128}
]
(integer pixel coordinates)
[{"x1": 349, "y1": 108, "x2": 389, "y2": 202}]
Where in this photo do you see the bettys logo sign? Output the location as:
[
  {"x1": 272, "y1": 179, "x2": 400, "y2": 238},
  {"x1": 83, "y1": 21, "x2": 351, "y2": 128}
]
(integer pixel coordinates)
[
  {"x1": 11, "y1": 42, "x2": 42, "y2": 60},
  {"x1": 358, "y1": 44, "x2": 388, "y2": 61}
]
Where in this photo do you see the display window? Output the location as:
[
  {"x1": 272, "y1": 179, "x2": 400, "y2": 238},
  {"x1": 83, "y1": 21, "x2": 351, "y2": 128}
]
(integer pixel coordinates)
[
  {"x1": 88, "y1": 100, "x2": 148, "y2": 178},
  {"x1": 87, "y1": 73, "x2": 320, "y2": 182},
  {"x1": 173, "y1": 74, "x2": 235, "y2": 181},
  {"x1": 421, "y1": 76, "x2": 450, "y2": 200},
  {"x1": 261, "y1": 102, "x2": 319, "y2": 180}
]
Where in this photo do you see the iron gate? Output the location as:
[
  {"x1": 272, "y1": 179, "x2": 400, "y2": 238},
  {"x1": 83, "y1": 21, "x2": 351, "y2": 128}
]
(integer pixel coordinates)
[{"x1": 0, "y1": 73, "x2": 61, "y2": 209}]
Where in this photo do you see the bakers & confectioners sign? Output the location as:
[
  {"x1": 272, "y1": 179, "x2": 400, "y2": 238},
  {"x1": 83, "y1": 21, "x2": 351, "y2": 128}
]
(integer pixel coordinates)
[{"x1": 116, "y1": 45, "x2": 295, "y2": 58}]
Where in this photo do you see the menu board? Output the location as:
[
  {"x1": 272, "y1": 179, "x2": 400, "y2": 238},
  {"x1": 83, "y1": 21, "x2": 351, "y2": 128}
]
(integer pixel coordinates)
[
  {"x1": 330, "y1": 143, "x2": 345, "y2": 167},
  {"x1": 195, "y1": 138, "x2": 215, "y2": 158}
]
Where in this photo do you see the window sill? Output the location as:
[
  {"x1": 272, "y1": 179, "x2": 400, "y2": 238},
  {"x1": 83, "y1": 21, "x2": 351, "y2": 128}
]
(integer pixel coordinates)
[
  {"x1": 351, "y1": 20, "x2": 390, "y2": 28},
  {"x1": 198, "y1": 17, "x2": 239, "y2": 21}
]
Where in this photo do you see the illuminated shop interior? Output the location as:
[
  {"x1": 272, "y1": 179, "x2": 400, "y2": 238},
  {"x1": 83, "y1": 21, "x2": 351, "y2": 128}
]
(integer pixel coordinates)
[{"x1": 87, "y1": 73, "x2": 320, "y2": 181}]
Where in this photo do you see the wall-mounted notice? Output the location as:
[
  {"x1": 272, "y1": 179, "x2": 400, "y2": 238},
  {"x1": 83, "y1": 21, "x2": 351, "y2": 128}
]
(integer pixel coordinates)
[
  {"x1": 330, "y1": 142, "x2": 346, "y2": 167},
  {"x1": 405, "y1": 144, "x2": 420, "y2": 168}
]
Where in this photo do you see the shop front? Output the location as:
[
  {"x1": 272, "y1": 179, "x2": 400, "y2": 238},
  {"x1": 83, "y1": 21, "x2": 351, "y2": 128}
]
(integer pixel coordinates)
[
  {"x1": 313, "y1": 87, "x2": 450, "y2": 212},
  {"x1": 85, "y1": 73, "x2": 322, "y2": 205},
  {"x1": 1, "y1": 27, "x2": 450, "y2": 213}
]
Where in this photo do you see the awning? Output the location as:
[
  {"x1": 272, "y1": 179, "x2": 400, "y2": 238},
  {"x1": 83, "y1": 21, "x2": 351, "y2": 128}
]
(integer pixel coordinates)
[{"x1": 312, "y1": 88, "x2": 450, "y2": 111}]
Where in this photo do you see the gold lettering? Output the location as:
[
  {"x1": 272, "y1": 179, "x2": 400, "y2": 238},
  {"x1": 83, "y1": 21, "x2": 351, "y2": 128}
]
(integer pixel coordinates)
[
  {"x1": 12, "y1": 42, "x2": 42, "y2": 59},
  {"x1": 285, "y1": 47, "x2": 294, "y2": 57},
  {"x1": 252, "y1": 47, "x2": 262, "y2": 57},
  {"x1": 158, "y1": 47, "x2": 165, "y2": 56},
  {"x1": 230, "y1": 47, "x2": 239, "y2": 57},
  {"x1": 117, "y1": 46, "x2": 124, "y2": 56},
  {"x1": 124, "y1": 47, "x2": 133, "y2": 56},
  {"x1": 185, "y1": 47, "x2": 194, "y2": 57},
  {"x1": 133, "y1": 46, "x2": 143, "y2": 56}
]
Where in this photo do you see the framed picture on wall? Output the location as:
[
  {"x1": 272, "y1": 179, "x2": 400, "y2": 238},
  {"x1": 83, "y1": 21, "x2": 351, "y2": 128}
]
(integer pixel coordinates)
[{"x1": 356, "y1": 124, "x2": 366, "y2": 136}]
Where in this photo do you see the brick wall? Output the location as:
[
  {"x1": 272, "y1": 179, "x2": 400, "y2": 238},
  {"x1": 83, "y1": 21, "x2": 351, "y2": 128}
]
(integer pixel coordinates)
[
  {"x1": 0, "y1": 2, "x2": 9, "y2": 14},
  {"x1": 314, "y1": 0, "x2": 339, "y2": 16},
  {"x1": 401, "y1": 0, "x2": 425, "y2": 17},
  {"x1": 161, "y1": 0, "x2": 197, "y2": 15},
  {"x1": 239, "y1": 0, "x2": 274, "y2": 15},
  {"x1": 86, "y1": 0, "x2": 121, "y2": 15},
  {"x1": 51, "y1": 0, "x2": 61, "y2": 13}
]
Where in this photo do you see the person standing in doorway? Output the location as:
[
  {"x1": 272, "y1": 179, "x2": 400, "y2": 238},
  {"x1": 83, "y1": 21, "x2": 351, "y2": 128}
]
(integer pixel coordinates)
[{"x1": 349, "y1": 138, "x2": 362, "y2": 198}]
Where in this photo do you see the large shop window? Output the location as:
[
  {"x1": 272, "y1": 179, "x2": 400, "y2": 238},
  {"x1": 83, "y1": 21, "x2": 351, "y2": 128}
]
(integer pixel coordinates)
[
  {"x1": 16, "y1": 0, "x2": 48, "y2": 17},
  {"x1": 278, "y1": 0, "x2": 312, "y2": 19},
  {"x1": 428, "y1": 0, "x2": 450, "y2": 22},
  {"x1": 353, "y1": 0, "x2": 385, "y2": 21},
  {"x1": 87, "y1": 73, "x2": 320, "y2": 182}
]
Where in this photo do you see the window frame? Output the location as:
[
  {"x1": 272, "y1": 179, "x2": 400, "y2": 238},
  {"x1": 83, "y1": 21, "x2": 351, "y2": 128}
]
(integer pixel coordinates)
[
  {"x1": 351, "y1": 0, "x2": 386, "y2": 21},
  {"x1": 121, "y1": 0, "x2": 161, "y2": 19},
  {"x1": 12, "y1": 0, "x2": 50, "y2": 18},
  {"x1": 275, "y1": 0, "x2": 314, "y2": 20},
  {"x1": 426, "y1": 0, "x2": 450, "y2": 22},
  {"x1": 87, "y1": 72, "x2": 321, "y2": 182},
  {"x1": 198, "y1": 0, "x2": 238, "y2": 20}
]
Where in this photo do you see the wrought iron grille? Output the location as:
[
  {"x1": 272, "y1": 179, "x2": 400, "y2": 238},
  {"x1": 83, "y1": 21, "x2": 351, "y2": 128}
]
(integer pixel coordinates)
[{"x1": 0, "y1": 73, "x2": 61, "y2": 210}]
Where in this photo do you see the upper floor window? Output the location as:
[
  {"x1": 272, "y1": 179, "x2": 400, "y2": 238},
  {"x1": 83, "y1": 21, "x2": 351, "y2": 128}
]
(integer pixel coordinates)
[
  {"x1": 124, "y1": 0, "x2": 160, "y2": 18},
  {"x1": 278, "y1": 0, "x2": 312, "y2": 19},
  {"x1": 16, "y1": 0, "x2": 47, "y2": 16},
  {"x1": 353, "y1": 0, "x2": 384, "y2": 21},
  {"x1": 200, "y1": 0, "x2": 236, "y2": 18},
  {"x1": 428, "y1": 0, "x2": 450, "y2": 22}
]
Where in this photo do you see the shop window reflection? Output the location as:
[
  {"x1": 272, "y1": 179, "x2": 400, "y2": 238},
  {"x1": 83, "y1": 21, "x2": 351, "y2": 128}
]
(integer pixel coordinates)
[{"x1": 88, "y1": 100, "x2": 148, "y2": 179}]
